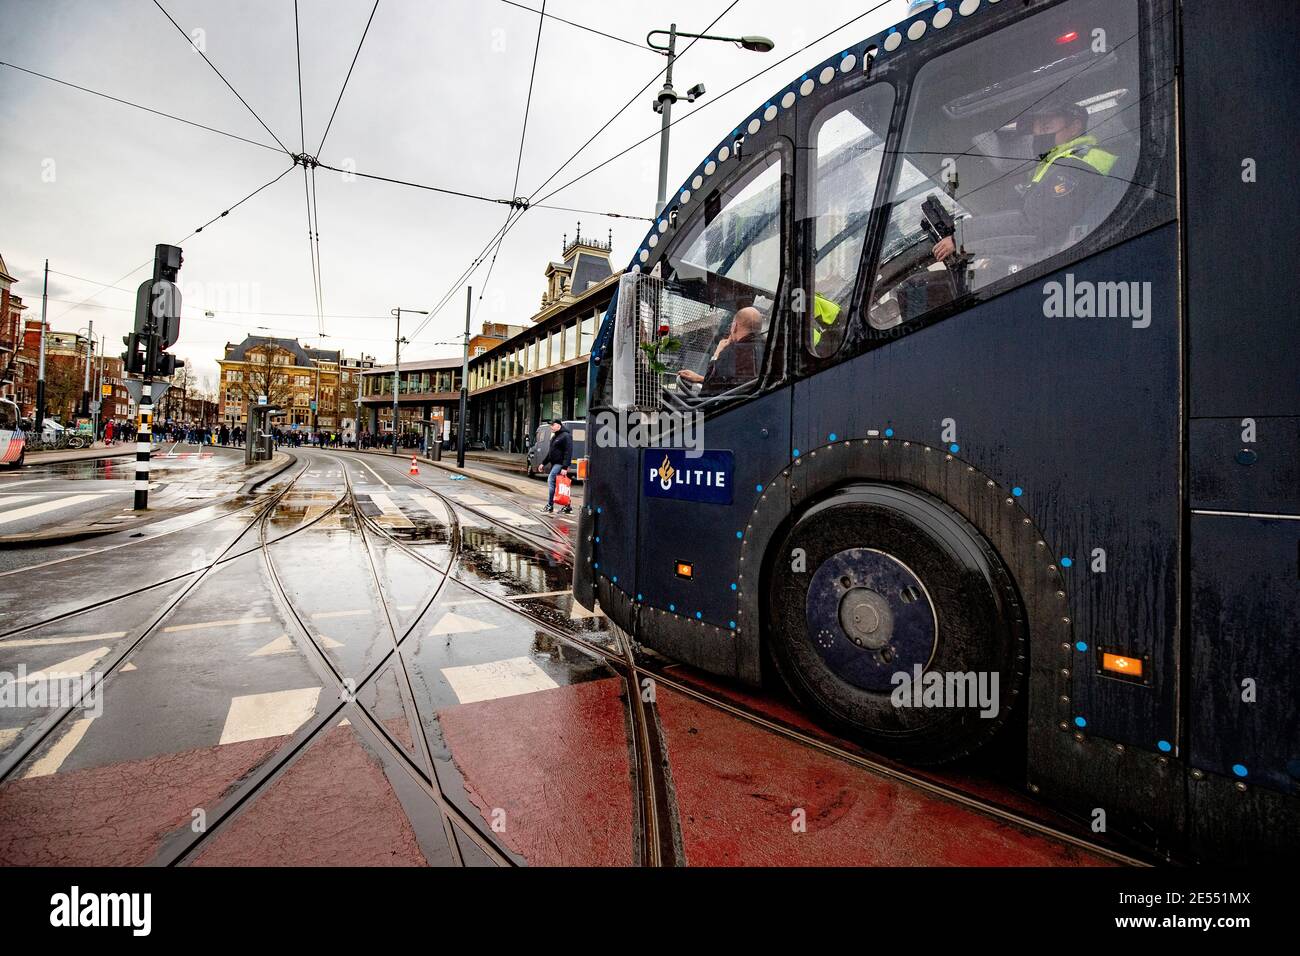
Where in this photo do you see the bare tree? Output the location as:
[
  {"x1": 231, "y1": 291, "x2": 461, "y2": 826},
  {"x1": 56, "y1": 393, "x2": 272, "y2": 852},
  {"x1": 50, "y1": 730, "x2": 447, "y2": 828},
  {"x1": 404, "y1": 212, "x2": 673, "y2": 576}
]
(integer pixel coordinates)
[{"x1": 223, "y1": 344, "x2": 293, "y2": 416}]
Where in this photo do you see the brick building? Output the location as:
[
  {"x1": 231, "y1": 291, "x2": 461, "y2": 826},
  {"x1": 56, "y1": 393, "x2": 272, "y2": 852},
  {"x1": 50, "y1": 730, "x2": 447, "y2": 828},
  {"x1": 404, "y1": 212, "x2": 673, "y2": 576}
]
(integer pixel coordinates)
[{"x1": 218, "y1": 335, "x2": 370, "y2": 432}]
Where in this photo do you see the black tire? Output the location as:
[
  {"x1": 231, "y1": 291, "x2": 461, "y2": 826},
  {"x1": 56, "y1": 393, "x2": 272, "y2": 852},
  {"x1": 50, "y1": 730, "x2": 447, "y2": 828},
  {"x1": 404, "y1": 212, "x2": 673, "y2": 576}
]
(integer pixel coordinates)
[{"x1": 767, "y1": 484, "x2": 1025, "y2": 764}]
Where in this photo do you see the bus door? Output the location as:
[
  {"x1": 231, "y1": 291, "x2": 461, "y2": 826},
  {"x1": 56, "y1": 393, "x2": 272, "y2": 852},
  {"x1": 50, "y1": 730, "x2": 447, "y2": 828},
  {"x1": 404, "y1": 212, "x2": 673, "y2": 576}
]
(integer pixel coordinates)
[{"x1": 1181, "y1": 0, "x2": 1300, "y2": 860}]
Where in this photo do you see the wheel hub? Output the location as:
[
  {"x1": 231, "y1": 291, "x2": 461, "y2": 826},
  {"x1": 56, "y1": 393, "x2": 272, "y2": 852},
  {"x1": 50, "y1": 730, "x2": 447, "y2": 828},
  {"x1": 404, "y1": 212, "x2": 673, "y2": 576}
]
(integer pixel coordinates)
[
  {"x1": 839, "y1": 587, "x2": 893, "y2": 649},
  {"x1": 806, "y1": 548, "x2": 937, "y2": 692}
]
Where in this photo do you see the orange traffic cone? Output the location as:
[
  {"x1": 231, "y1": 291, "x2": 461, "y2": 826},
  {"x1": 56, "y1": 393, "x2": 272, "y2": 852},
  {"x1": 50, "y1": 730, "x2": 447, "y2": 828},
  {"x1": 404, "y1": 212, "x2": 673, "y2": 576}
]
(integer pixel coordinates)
[{"x1": 409, "y1": 455, "x2": 419, "y2": 476}]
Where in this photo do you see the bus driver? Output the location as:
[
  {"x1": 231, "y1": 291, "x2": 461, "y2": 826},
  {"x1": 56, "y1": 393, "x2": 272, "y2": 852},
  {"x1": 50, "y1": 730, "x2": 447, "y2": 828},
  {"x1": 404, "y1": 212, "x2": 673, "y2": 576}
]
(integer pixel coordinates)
[
  {"x1": 931, "y1": 97, "x2": 1120, "y2": 269},
  {"x1": 677, "y1": 306, "x2": 764, "y2": 398}
]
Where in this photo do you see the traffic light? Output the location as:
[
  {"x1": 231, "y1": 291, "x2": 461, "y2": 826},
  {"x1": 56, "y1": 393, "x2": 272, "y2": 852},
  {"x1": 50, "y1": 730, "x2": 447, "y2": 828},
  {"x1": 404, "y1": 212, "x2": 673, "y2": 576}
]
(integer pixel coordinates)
[
  {"x1": 123, "y1": 244, "x2": 185, "y2": 379},
  {"x1": 155, "y1": 353, "x2": 183, "y2": 378},
  {"x1": 122, "y1": 333, "x2": 147, "y2": 375},
  {"x1": 154, "y1": 244, "x2": 183, "y2": 282}
]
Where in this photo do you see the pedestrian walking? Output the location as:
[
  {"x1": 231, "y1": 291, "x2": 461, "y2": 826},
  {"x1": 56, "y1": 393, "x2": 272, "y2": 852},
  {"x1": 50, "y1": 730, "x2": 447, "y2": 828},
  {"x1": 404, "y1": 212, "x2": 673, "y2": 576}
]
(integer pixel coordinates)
[{"x1": 537, "y1": 419, "x2": 573, "y2": 514}]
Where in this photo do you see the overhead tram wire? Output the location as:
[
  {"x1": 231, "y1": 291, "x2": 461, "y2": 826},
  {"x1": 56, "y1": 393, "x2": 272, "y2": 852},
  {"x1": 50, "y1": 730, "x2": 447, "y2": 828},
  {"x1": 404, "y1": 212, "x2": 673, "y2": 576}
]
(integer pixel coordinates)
[
  {"x1": 403, "y1": 193, "x2": 523, "y2": 343},
  {"x1": 305, "y1": 166, "x2": 323, "y2": 338},
  {"x1": 301, "y1": 167, "x2": 324, "y2": 340},
  {"x1": 310, "y1": 162, "x2": 519, "y2": 207},
  {"x1": 470, "y1": 0, "x2": 548, "y2": 324},
  {"x1": 509, "y1": 0, "x2": 546, "y2": 201},
  {"x1": 0, "y1": 61, "x2": 284, "y2": 154},
  {"x1": 293, "y1": 0, "x2": 326, "y2": 339},
  {"x1": 521, "y1": 0, "x2": 742, "y2": 206},
  {"x1": 406, "y1": 0, "x2": 742, "y2": 344},
  {"x1": 317, "y1": 0, "x2": 381, "y2": 156},
  {"x1": 531, "y1": 202, "x2": 652, "y2": 221},
  {"x1": 152, "y1": 0, "x2": 292, "y2": 155},
  {"x1": 530, "y1": 0, "x2": 897, "y2": 210},
  {"x1": 409, "y1": 0, "x2": 548, "y2": 341},
  {"x1": 295, "y1": 0, "x2": 308, "y2": 156},
  {"x1": 497, "y1": 0, "x2": 655, "y2": 54},
  {"x1": 50, "y1": 163, "x2": 296, "y2": 324}
]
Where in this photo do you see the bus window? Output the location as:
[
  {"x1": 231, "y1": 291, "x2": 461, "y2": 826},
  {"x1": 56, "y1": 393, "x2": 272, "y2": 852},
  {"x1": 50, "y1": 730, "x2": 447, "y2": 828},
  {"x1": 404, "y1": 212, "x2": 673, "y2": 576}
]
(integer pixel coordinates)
[
  {"x1": 659, "y1": 150, "x2": 783, "y2": 403},
  {"x1": 804, "y1": 82, "x2": 894, "y2": 358},
  {"x1": 867, "y1": 0, "x2": 1145, "y2": 329}
]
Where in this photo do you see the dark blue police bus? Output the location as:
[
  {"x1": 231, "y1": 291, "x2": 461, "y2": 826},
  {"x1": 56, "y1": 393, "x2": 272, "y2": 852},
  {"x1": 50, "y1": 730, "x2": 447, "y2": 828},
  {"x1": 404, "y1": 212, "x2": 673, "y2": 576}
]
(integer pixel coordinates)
[{"x1": 574, "y1": 0, "x2": 1298, "y2": 862}]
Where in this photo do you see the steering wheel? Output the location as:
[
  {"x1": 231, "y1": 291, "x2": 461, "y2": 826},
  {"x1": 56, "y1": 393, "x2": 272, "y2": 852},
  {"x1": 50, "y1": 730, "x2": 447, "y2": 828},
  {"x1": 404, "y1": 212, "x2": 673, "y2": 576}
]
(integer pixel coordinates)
[{"x1": 870, "y1": 233, "x2": 958, "y2": 327}]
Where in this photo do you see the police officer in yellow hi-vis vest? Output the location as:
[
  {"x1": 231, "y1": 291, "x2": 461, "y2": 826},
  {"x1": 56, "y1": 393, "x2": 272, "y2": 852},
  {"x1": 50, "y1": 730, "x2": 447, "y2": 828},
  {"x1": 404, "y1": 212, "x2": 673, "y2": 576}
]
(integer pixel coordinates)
[
  {"x1": 931, "y1": 97, "x2": 1118, "y2": 268},
  {"x1": 810, "y1": 292, "x2": 842, "y2": 352}
]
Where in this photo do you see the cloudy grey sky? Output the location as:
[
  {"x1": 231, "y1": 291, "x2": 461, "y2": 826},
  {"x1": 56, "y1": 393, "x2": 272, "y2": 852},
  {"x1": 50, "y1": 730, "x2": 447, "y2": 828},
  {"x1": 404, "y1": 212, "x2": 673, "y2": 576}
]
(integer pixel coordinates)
[{"x1": 1, "y1": 0, "x2": 908, "y2": 384}]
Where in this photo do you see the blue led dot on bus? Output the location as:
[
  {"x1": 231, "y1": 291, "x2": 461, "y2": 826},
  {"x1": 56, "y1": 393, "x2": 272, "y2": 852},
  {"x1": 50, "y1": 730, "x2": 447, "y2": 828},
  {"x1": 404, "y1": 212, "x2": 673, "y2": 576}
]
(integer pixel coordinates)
[
  {"x1": 829, "y1": 433, "x2": 837, "y2": 441},
  {"x1": 730, "y1": 582, "x2": 737, "y2": 591},
  {"x1": 756, "y1": 484, "x2": 763, "y2": 493},
  {"x1": 695, "y1": 611, "x2": 703, "y2": 620},
  {"x1": 736, "y1": 531, "x2": 743, "y2": 539},
  {"x1": 594, "y1": 536, "x2": 600, "y2": 543},
  {"x1": 1074, "y1": 716, "x2": 1087, "y2": 728},
  {"x1": 669, "y1": 603, "x2": 676, "y2": 612},
  {"x1": 593, "y1": 562, "x2": 599, "y2": 569},
  {"x1": 596, "y1": 506, "x2": 602, "y2": 514},
  {"x1": 1076, "y1": 641, "x2": 1088, "y2": 652},
  {"x1": 1061, "y1": 556, "x2": 1073, "y2": 567},
  {"x1": 949, "y1": 443, "x2": 959, "y2": 453},
  {"x1": 885, "y1": 428, "x2": 894, "y2": 437},
  {"x1": 637, "y1": 593, "x2": 643, "y2": 602},
  {"x1": 792, "y1": 448, "x2": 801, "y2": 457},
  {"x1": 612, "y1": 576, "x2": 618, "y2": 584},
  {"x1": 1232, "y1": 764, "x2": 1248, "y2": 778},
  {"x1": 1012, "y1": 486, "x2": 1024, "y2": 497},
  {"x1": 1157, "y1": 739, "x2": 1172, "y2": 753},
  {"x1": 729, "y1": 620, "x2": 736, "y2": 629}
]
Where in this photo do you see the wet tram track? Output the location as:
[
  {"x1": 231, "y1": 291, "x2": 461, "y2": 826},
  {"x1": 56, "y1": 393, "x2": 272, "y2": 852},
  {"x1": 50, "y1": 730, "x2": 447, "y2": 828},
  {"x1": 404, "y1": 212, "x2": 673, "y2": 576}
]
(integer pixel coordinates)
[
  {"x1": 332, "y1": 451, "x2": 1152, "y2": 867},
  {"x1": 334, "y1": 454, "x2": 668, "y2": 867},
  {"x1": 154, "y1": 459, "x2": 512, "y2": 867},
  {"x1": 0, "y1": 456, "x2": 323, "y2": 646},
  {"x1": 0, "y1": 459, "x2": 321, "y2": 782},
  {"x1": 0, "y1": 449, "x2": 291, "y2": 580}
]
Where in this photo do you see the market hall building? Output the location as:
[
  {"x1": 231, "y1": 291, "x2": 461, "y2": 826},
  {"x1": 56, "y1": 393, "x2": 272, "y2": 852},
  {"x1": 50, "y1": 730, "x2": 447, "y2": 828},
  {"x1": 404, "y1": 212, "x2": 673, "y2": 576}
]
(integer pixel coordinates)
[{"x1": 358, "y1": 228, "x2": 617, "y2": 450}]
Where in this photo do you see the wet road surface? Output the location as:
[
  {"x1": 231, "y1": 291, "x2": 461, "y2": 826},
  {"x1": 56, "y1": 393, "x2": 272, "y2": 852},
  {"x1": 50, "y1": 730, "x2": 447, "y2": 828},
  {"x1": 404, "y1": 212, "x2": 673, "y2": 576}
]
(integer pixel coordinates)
[
  {"x1": 0, "y1": 448, "x2": 1138, "y2": 866},
  {"x1": 0, "y1": 444, "x2": 253, "y2": 554}
]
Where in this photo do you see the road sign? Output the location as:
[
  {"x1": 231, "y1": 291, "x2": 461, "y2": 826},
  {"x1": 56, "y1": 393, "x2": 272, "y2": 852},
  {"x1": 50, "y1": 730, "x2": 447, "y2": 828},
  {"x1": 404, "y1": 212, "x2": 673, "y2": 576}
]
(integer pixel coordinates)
[
  {"x1": 123, "y1": 379, "x2": 169, "y2": 406},
  {"x1": 257, "y1": 395, "x2": 267, "y2": 406},
  {"x1": 89, "y1": 400, "x2": 101, "y2": 414},
  {"x1": 133, "y1": 279, "x2": 182, "y2": 348},
  {"x1": 101, "y1": 383, "x2": 113, "y2": 397}
]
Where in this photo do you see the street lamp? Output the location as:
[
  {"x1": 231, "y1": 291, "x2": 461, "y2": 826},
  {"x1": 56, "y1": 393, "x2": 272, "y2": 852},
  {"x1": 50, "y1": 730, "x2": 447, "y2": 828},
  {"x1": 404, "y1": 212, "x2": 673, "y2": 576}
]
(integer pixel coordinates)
[
  {"x1": 646, "y1": 24, "x2": 774, "y2": 215},
  {"x1": 391, "y1": 307, "x2": 426, "y2": 453},
  {"x1": 75, "y1": 323, "x2": 94, "y2": 419}
]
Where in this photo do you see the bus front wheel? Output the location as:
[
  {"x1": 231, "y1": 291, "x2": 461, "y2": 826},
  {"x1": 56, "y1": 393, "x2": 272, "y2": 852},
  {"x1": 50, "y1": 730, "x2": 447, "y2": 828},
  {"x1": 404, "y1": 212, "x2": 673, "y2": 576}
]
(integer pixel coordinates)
[{"x1": 767, "y1": 485, "x2": 1025, "y2": 764}]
